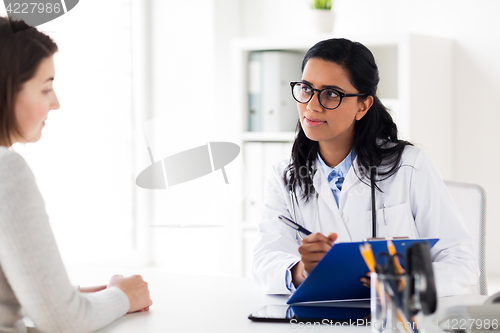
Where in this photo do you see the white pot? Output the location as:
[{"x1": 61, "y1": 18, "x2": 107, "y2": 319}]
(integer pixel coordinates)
[{"x1": 308, "y1": 9, "x2": 335, "y2": 34}]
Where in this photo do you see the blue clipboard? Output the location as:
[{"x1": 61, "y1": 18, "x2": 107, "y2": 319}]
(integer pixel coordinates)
[{"x1": 287, "y1": 238, "x2": 439, "y2": 305}]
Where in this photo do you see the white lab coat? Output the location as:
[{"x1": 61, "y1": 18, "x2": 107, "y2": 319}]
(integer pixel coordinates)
[{"x1": 253, "y1": 145, "x2": 479, "y2": 297}]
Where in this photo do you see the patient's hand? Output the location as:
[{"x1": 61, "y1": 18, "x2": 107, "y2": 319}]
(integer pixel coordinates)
[
  {"x1": 108, "y1": 275, "x2": 153, "y2": 313},
  {"x1": 79, "y1": 280, "x2": 151, "y2": 312}
]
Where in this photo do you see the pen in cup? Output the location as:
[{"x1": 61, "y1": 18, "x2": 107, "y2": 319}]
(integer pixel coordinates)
[{"x1": 278, "y1": 215, "x2": 312, "y2": 236}]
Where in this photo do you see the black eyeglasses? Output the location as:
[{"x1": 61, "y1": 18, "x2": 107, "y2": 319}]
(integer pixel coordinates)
[{"x1": 290, "y1": 81, "x2": 366, "y2": 110}]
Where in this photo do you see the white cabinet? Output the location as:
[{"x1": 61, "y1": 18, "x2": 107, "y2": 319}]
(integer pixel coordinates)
[{"x1": 231, "y1": 34, "x2": 453, "y2": 277}]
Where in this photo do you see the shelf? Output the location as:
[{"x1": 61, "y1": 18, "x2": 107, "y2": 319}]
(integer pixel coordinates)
[
  {"x1": 231, "y1": 34, "x2": 409, "y2": 53},
  {"x1": 241, "y1": 131, "x2": 296, "y2": 142}
]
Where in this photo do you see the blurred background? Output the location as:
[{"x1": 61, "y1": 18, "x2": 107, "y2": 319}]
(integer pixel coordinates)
[{"x1": 1, "y1": 0, "x2": 500, "y2": 291}]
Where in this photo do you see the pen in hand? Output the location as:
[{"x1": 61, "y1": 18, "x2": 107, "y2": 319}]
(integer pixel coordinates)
[
  {"x1": 281, "y1": 215, "x2": 338, "y2": 283},
  {"x1": 278, "y1": 215, "x2": 312, "y2": 236}
]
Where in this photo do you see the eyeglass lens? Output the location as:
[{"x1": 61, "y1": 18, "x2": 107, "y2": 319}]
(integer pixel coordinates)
[{"x1": 292, "y1": 82, "x2": 341, "y2": 109}]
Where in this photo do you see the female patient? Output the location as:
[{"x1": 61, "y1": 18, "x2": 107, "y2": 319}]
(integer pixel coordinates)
[{"x1": 0, "y1": 18, "x2": 152, "y2": 332}]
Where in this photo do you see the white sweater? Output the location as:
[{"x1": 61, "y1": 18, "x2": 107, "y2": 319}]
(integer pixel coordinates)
[{"x1": 0, "y1": 147, "x2": 129, "y2": 333}]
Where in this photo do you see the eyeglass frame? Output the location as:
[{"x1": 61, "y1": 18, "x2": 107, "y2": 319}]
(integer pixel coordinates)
[{"x1": 290, "y1": 81, "x2": 367, "y2": 110}]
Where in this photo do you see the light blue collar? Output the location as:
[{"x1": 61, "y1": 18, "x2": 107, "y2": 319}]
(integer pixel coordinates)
[{"x1": 317, "y1": 148, "x2": 356, "y2": 183}]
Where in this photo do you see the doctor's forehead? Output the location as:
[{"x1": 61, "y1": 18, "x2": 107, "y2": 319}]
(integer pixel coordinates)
[{"x1": 302, "y1": 58, "x2": 353, "y2": 90}]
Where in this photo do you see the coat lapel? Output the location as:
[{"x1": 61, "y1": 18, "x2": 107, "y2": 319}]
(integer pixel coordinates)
[{"x1": 338, "y1": 155, "x2": 361, "y2": 195}]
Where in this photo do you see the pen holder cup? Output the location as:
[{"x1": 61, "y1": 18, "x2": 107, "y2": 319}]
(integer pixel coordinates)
[{"x1": 371, "y1": 273, "x2": 421, "y2": 333}]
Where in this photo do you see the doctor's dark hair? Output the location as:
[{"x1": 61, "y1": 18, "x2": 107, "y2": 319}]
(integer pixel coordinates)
[
  {"x1": 0, "y1": 17, "x2": 58, "y2": 147},
  {"x1": 284, "y1": 38, "x2": 412, "y2": 201}
]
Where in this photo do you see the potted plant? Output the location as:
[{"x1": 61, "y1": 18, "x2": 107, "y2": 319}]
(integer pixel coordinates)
[{"x1": 309, "y1": 0, "x2": 335, "y2": 34}]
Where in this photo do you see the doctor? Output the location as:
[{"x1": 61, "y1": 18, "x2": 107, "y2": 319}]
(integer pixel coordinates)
[{"x1": 253, "y1": 38, "x2": 479, "y2": 297}]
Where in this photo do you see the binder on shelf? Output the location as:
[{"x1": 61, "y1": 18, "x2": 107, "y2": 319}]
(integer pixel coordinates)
[
  {"x1": 287, "y1": 238, "x2": 439, "y2": 305},
  {"x1": 248, "y1": 52, "x2": 262, "y2": 132},
  {"x1": 261, "y1": 51, "x2": 302, "y2": 132},
  {"x1": 247, "y1": 51, "x2": 303, "y2": 132}
]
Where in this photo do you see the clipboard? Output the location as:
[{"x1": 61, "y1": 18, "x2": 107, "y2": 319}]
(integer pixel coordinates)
[{"x1": 287, "y1": 238, "x2": 439, "y2": 305}]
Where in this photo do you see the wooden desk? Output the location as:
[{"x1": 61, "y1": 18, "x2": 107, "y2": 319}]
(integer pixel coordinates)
[{"x1": 63, "y1": 266, "x2": 487, "y2": 333}]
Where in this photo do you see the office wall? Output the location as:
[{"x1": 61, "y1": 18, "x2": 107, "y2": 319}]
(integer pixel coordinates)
[
  {"x1": 240, "y1": 0, "x2": 500, "y2": 276},
  {"x1": 146, "y1": 0, "x2": 243, "y2": 276}
]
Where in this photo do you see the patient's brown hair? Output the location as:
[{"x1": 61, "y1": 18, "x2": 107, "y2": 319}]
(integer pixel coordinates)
[{"x1": 0, "y1": 17, "x2": 58, "y2": 147}]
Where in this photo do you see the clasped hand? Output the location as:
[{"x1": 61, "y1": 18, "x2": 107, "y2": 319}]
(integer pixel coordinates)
[{"x1": 79, "y1": 275, "x2": 153, "y2": 313}]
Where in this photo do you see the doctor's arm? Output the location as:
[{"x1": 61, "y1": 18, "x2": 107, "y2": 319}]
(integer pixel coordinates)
[{"x1": 410, "y1": 150, "x2": 480, "y2": 297}]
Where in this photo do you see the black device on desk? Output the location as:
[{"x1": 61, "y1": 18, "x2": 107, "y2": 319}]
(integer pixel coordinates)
[{"x1": 248, "y1": 303, "x2": 370, "y2": 324}]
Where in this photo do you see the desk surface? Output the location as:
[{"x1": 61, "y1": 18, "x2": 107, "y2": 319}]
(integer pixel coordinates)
[{"x1": 65, "y1": 266, "x2": 487, "y2": 333}]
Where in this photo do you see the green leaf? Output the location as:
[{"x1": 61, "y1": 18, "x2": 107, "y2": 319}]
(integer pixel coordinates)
[{"x1": 312, "y1": 0, "x2": 332, "y2": 10}]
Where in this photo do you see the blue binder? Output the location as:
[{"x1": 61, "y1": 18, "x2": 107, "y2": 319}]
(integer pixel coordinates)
[{"x1": 287, "y1": 238, "x2": 439, "y2": 305}]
